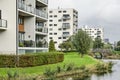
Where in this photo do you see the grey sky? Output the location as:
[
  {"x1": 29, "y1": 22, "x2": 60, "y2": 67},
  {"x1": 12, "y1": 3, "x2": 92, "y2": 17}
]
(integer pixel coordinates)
[{"x1": 49, "y1": 0, "x2": 120, "y2": 43}]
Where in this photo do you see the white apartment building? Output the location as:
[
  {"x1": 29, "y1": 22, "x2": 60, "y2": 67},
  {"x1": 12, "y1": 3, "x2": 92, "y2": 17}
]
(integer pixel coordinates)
[
  {"x1": 48, "y1": 8, "x2": 78, "y2": 50},
  {"x1": 0, "y1": 0, "x2": 48, "y2": 54},
  {"x1": 81, "y1": 25, "x2": 104, "y2": 41}
]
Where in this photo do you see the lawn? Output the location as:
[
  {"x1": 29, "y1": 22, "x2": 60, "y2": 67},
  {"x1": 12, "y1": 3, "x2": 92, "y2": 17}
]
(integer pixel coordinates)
[{"x1": 0, "y1": 52, "x2": 99, "y2": 77}]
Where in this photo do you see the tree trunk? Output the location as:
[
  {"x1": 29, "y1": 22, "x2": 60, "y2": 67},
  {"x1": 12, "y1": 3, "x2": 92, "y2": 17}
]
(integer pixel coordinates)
[{"x1": 81, "y1": 53, "x2": 84, "y2": 58}]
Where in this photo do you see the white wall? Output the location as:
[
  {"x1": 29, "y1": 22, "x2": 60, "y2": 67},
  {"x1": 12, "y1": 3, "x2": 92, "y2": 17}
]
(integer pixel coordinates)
[
  {"x1": 24, "y1": 17, "x2": 35, "y2": 41},
  {"x1": 0, "y1": 0, "x2": 17, "y2": 54}
]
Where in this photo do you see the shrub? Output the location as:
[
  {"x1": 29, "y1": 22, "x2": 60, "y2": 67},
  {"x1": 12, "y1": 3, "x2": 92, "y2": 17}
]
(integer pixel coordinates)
[{"x1": 0, "y1": 52, "x2": 64, "y2": 67}]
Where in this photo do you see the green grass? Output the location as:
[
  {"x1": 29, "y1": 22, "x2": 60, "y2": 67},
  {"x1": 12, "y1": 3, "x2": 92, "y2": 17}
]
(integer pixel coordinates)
[
  {"x1": 113, "y1": 51, "x2": 120, "y2": 54},
  {"x1": 0, "y1": 52, "x2": 99, "y2": 77}
]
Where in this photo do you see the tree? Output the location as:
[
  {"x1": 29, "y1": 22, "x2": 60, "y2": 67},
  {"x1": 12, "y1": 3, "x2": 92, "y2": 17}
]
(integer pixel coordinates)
[
  {"x1": 59, "y1": 41, "x2": 73, "y2": 51},
  {"x1": 93, "y1": 37, "x2": 104, "y2": 49},
  {"x1": 49, "y1": 40, "x2": 56, "y2": 52},
  {"x1": 117, "y1": 41, "x2": 120, "y2": 46},
  {"x1": 72, "y1": 30, "x2": 92, "y2": 57}
]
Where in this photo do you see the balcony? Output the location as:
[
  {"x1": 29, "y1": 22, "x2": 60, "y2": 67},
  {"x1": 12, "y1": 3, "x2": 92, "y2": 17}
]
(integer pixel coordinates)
[
  {"x1": 36, "y1": 39, "x2": 48, "y2": 48},
  {"x1": 36, "y1": 26, "x2": 48, "y2": 35},
  {"x1": 19, "y1": 40, "x2": 35, "y2": 47},
  {"x1": 62, "y1": 14, "x2": 71, "y2": 20},
  {"x1": 37, "y1": 0, "x2": 48, "y2": 6},
  {"x1": 18, "y1": 2, "x2": 47, "y2": 19},
  {"x1": 62, "y1": 23, "x2": 70, "y2": 29},
  {"x1": 0, "y1": 19, "x2": 7, "y2": 30}
]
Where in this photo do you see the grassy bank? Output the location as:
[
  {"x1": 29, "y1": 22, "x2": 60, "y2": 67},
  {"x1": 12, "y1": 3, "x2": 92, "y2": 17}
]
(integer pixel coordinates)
[{"x1": 0, "y1": 52, "x2": 99, "y2": 77}]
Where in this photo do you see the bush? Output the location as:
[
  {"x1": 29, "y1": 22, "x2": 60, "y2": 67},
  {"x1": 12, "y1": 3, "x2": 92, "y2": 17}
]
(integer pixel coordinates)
[{"x1": 0, "y1": 52, "x2": 64, "y2": 67}]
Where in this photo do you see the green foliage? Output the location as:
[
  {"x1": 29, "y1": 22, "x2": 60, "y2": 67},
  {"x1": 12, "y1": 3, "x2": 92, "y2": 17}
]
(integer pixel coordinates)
[
  {"x1": 72, "y1": 30, "x2": 92, "y2": 57},
  {"x1": 0, "y1": 52, "x2": 98, "y2": 77},
  {"x1": 117, "y1": 41, "x2": 120, "y2": 46},
  {"x1": 59, "y1": 41, "x2": 73, "y2": 51},
  {"x1": 49, "y1": 40, "x2": 56, "y2": 52},
  {"x1": 19, "y1": 42, "x2": 24, "y2": 47},
  {"x1": 104, "y1": 43, "x2": 112, "y2": 49},
  {"x1": 93, "y1": 37, "x2": 104, "y2": 49},
  {"x1": 114, "y1": 46, "x2": 120, "y2": 51},
  {"x1": 0, "y1": 52, "x2": 64, "y2": 67}
]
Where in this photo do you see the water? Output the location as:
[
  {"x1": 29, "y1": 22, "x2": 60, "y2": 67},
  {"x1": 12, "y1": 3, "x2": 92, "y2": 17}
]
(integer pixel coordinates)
[{"x1": 90, "y1": 60, "x2": 120, "y2": 80}]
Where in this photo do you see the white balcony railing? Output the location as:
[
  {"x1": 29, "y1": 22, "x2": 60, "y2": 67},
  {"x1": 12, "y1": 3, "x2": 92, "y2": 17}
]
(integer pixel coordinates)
[
  {"x1": 0, "y1": 19, "x2": 7, "y2": 29},
  {"x1": 18, "y1": 2, "x2": 48, "y2": 19}
]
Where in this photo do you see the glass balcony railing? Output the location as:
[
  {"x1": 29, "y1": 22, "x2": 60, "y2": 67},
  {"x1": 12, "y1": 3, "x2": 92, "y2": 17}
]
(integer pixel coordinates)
[
  {"x1": 62, "y1": 34, "x2": 70, "y2": 37},
  {"x1": 37, "y1": 0, "x2": 48, "y2": 4},
  {"x1": 18, "y1": 2, "x2": 35, "y2": 14},
  {"x1": 36, "y1": 9, "x2": 47, "y2": 18},
  {"x1": 62, "y1": 23, "x2": 70, "y2": 29},
  {"x1": 18, "y1": 2, "x2": 48, "y2": 19},
  {"x1": 19, "y1": 40, "x2": 36, "y2": 47},
  {"x1": 36, "y1": 26, "x2": 48, "y2": 34},
  {"x1": 0, "y1": 19, "x2": 7, "y2": 29}
]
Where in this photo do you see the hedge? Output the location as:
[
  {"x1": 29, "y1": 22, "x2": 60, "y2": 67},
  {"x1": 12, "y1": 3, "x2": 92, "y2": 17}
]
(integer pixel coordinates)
[{"x1": 0, "y1": 52, "x2": 64, "y2": 67}]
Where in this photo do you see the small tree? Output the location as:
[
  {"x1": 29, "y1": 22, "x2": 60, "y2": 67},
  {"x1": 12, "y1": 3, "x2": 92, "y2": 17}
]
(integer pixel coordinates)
[
  {"x1": 49, "y1": 40, "x2": 56, "y2": 52},
  {"x1": 117, "y1": 41, "x2": 120, "y2": 46},
  {"x1": 72, "y1": 30, "x2": 92, "y2": 57},
  {"x1": 59, "y1": 41, "x2": 73, "y2": 51},
  {"x1": 93, "y1": 37, "x2": 104, "y2": 49}
]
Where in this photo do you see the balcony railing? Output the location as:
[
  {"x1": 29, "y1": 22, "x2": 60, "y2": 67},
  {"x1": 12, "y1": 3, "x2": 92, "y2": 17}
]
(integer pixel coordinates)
[
  {"x1": 62, "y1": 23, "x2": 70, "y2": 29},
  {"x1": 19, "y1": 40, "x2": 48, "y2": 48},
  {"x1": 36, "y1": 26, "x2": 48, "y2": 33},
  {"x1": 0, "y1": 19, "x2": 7, "y2": 29},
  {"x1": 18, "y1": 2, "x2": 47, "y2": 19},
  {"x1": 37, "y1": 0, "x2": 48, "y2": 4},
  {"x1": 62, "y1": 14, "x2": 71, "y2": 20},
  {"x1": 62, "y1": 34, "x2": 70, "y2": 37},
  {"x1": 19, "y1": 40, "x2": 35, "y2": 47},
  {"x1": 36, "y1": 9, "x2": 47, "y2": 18}
]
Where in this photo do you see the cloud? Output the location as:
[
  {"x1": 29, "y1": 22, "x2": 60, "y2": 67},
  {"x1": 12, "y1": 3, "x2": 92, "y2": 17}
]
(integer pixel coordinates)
[
  {"x1": 49, "y1": 0, "x2": 120, "y2": 43},
  {"x1": 49, "y1": 0, "x2": 74, "y2": 9}
]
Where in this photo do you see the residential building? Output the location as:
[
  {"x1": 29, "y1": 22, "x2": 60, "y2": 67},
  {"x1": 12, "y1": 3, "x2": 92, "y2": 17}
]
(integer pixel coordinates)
[
  {"x1": 81, "y1": 25, "x2": 104, "y2": 41},
  {"x1": 0, "y1": 0, "x2": 48, "y2": 54},
  {"x1": 48, "y1": 8, "x2": 78, "y2": 50}
]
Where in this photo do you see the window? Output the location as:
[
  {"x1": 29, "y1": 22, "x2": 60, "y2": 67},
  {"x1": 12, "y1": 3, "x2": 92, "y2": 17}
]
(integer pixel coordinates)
[
  {"x1": 49, "y1": 37, "x2": 53, "y2": 39},
  {"x1": 49, "y1": 33, "x2": 52, "y2": 35},
  {"x1": 63, "y1": 37, "x2": 66, "y2": 39},
  {"x1": 54, "y1": 41, "x2": 57, "y2": 44},
  {"x1": 19, "y1": 32, "x2": 25, "y2": 42},
  {"x1": 49, "y1": 24, "x2": 53, "y2": 26},
  {"x1": 49, "y1": 11, "x2": 53, "y2": 13},
  {"x1": 19, "y1": 17, "x2": 24, "y2": 25},
  {"x1": 49, "y1": 28, "x2": 53, "y2": 31},
  {"x1": 58, "y1": 28, "x2": 62, "y2": 30},
  {"x1": 58, "y1": 19, "x2": 62, "y2": 22},
  {"x1": 63, "y1": 10, "x2": 67, "y2": 13},
  {"x1": 58, "y1": 11, "x2": 62, "y2": 13},
  {"x1": 0, "y1": 10, "x2": 1, "y2": 19},
  {"x1": 58, "y1": 37, "x2": 61, "y2": 39},
  {"x1": 49, "y1": 15, "x2": 53, "y2": 17},
  {"x1": 54, "y1": 24, "x2": 57, "y2": 26},
  {"x1": 54, "y1": 15, "x2": 57, "y2": 17},
  {"x1": 54, "y1": 33, "x2": 57, "y2": 35},
  {"x1": 49, "y1": 20, "x2": 53, "y2": 22}
]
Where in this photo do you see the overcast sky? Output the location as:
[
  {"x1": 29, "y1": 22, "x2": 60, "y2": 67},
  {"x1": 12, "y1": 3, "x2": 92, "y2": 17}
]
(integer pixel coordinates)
[{"x1": 48, "y1": 0, "x2": 120, "y2": 43}]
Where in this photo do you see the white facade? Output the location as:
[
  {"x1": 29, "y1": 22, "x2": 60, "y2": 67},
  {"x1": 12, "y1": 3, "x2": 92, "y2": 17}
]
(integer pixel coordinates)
[
  {"x1": 81, "y1": 25, "x2": 104, "y2": 41},
  {"x1": 0, "y1": 0, "x2": 48, "y2": 54},
  {"x1": 48, "y1": 8, "x2": 78, "y2": 50}
]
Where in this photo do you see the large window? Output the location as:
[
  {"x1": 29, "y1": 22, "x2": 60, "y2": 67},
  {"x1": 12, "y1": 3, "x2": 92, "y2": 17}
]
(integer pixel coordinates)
[
  {"x1": 19, "y1": 32, "x2": 25, "y2": 42},
  {"x1": 19, "y1": 17, "x2": 24, "y2": 25},
  {"x1": 0, "y1": 10, "x2": 1, "y2": 19}
]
